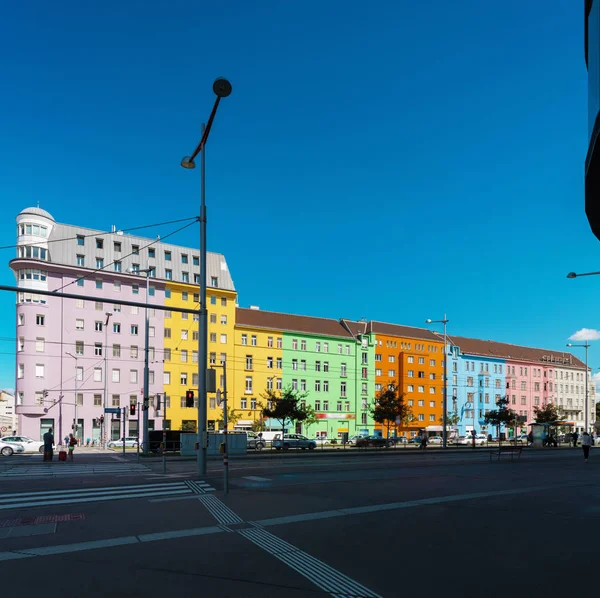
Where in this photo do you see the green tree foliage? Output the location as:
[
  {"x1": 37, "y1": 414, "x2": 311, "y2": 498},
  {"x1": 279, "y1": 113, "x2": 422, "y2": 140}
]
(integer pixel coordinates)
[
  {"x1": 261, "y1": 386, "x2": 309, "y2": 436},
  {"x1": 369, "y1": 384, "x2": 412, "y2": 439},
  {"x1": 302, "y1": 405, "x2": 318, "y2": 437},
  {"x1": 533, "y1": 403, "x2": 561, "y2": 423},
  {"x1": 217, "y1": 407, "x2": 240, "y2": 430},
  {"x1": 483, "y1": 396, "x2": 516, "y2": 440}
]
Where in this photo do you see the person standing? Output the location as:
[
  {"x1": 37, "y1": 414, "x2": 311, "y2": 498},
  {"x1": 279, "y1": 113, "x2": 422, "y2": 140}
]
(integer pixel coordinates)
[
  {"x1": 582, "y1": 431, "x2": 593, "y2": 462},
  {"x1": 43, "y1": 428, "x2": 54, "y2": 461},
  {"x1": 68, "y1": 433, "x2": 77, "y2": 461},
  {"x1": 572, "y1": 431, "x2": 579, "y2": 447}
]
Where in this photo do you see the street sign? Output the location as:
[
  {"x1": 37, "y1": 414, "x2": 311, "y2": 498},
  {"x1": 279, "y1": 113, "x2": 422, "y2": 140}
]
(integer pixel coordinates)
[
  {"x1": 0, "y1": 426, "x2": 6, "y2": 433},
  {"x1": 216, "y1": 389, "x2": 223, "y2": 407},
  {"x1": 104, "y1": 407, "x2": 121, "y2": 414}
]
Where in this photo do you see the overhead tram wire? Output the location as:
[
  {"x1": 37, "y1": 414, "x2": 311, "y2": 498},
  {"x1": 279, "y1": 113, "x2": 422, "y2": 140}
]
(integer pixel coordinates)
[
  {"x1": 53, "y1": 218, "x2": 199, "y2": 293},
  {"x1": 0, "y1": 216, "x2": 199, "y2": 252}
]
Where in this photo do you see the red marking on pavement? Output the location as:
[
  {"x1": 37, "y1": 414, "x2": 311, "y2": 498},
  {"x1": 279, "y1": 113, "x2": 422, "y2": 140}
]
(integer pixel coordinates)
[{"x1": 0, "y1": 513, "x2": 85, "y2": 527}]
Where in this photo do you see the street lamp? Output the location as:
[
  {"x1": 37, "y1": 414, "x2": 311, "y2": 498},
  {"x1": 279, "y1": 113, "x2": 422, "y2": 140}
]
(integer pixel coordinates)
[
  {"x1": 567, "y1": 342, "x2": 591, "y2": 432},
  {"x1": 66, "y1": 352, "x2": 78, "y2": 441},
  {"x1": 127, "y1": 266, "x2": 152, "y2": 454},
  {"x1": 426, "y1": 315, "x2": 449, "y2": 448},
  {"x1": 180, "y1": 77, "x2": 232, "y2": 477},
  {"x1": 566, "y1": 271, "x2": 600, "y2": 278},
  {"x1": 103, "y1": 311, "x2": 113, "y2": 448}
]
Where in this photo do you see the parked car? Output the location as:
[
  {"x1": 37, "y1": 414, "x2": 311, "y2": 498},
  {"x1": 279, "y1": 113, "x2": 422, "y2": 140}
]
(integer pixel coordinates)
[
  {"x1": 427, "y1": 436, "x2": 443, "y2": 445},
  {"x1": 458, "y1": 435, "x2": 486, "y2": 446},
  {"x1": 347, "y1": 435, "x2": 365, "y2": 445},
  {"x1": 273, "y1": 434, "x2": 317, "y2": 450},
  {"x1": 107, "y1": 437, "x2": 139, "y2": 448},
  {"x1": 388, "y1": 436, "x2": 408, "y2": 445},
  {"x1": 356, "y1": 435, "x2": 388, "y2": 448},
  {"x1": 1, "y1": 435, "x2": 45, "y2": 454},
  {"x1": 314, "y1": 437, "x2": 330, "y2": 446},
  {"x1": 0, "y1": 440, "x2": 25, "y2": 456},
  {"x1": 247, "y1": 432, "x2": 266, "y2": 451}
]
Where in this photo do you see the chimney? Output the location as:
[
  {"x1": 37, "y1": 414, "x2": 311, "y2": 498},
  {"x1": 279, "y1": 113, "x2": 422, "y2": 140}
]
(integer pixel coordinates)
[{"x1": 249, "y1": 305, "x2": 260, "y2": 311}]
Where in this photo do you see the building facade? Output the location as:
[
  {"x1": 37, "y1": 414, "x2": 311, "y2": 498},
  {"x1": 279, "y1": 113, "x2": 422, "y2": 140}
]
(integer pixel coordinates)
[
  {"x1": 233, "y1": 308, "x2": 284, "y2": 430},
  {"x1": 0, "y1": 390, "x2": 17, "y2": 435},
  {"x1": 371, "y1": 322, "x2": 445, "y2": 438},
  {"x1": 12, "y1": 206, "x2": 236, "y2": 441}
]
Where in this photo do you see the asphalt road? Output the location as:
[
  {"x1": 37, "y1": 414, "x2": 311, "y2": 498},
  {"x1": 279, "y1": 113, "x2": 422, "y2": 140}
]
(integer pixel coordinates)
[{"x1": 0, "y1": 448, "x2": 596, "y2": 597}]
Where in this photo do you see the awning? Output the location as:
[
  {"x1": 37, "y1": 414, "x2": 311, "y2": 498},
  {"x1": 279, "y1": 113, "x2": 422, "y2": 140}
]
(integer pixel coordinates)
[{"x1": 236, "y1": 420, "x2": 254, "y2": 425}]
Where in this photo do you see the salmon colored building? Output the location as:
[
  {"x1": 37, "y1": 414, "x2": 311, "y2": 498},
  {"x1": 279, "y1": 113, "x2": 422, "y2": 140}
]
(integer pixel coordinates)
[{"x1": 370, "y1": 322, "x2": 446, "y2": 438}]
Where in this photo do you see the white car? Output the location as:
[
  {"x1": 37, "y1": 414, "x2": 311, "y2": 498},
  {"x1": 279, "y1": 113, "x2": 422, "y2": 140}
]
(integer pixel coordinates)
[
  {"x1": 427, "y1": 436, "x2": 443, "y2": 445},
  {"x1": 0, "y1": 440, "x2": 25, "y2": 457},
  {"x1": 107, "y1": 437, "x2": 139, "y2": 448},
  {"x1": 1, "y1": 435, "x2": 45, "y2": 454},
  {"x1": 458, "y1": 434, "x2": 487, "y2": 446}
]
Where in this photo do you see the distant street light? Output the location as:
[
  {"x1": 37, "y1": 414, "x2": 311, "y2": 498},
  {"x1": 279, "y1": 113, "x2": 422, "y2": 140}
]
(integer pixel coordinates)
[
  {"x1": 567, "y1": 342, "x2": 591, "y2": 433},
  {"x1": 426, "y1": 315, "x2": 449, "y2": 448}
]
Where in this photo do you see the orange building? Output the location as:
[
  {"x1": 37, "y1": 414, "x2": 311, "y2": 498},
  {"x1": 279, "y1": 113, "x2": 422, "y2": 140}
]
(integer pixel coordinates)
[{"x1": 370, "y1": 322, "x2": 445, "y2": 438}]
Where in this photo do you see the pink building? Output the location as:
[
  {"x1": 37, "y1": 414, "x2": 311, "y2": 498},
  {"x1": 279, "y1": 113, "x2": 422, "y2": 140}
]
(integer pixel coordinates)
[{"x1": 13, "y1": 207, "x2": 164, "y2": 442}]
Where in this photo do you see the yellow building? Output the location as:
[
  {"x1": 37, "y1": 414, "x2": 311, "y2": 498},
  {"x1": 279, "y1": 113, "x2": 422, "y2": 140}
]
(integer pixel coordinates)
[
  {"x1": 232, "y1": 307, "x2": 283, "y2": 429},
  {"x1": 162, "y1": 251, "x2": 237, "y2": 432}
]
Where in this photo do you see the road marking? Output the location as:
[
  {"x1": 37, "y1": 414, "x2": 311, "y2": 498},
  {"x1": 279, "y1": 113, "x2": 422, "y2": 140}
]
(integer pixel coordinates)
[
  {"x1": 138, "y1": 526, "x2": 223, "y2": 542},
  {"x1": 0, "y1": 463, "x2": 152, "y2": 479},
  {"x1": 242, "y1": 476, "x2": 271, "y2": 481},
  {"x1": 0, "y1": 481, "x2": 214, "y2": 511},
  {"x1": 239, "y1": 527, "x2": 382, "y2": 598},
  {"x1": 197, "y1": 494, "x2": 244, "y2": 525}
]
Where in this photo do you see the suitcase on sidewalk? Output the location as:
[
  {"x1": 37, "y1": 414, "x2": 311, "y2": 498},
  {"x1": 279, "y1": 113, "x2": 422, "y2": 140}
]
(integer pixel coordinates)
[{"x1": 58, "y1": 451, "x2": 67, "y2": 462}]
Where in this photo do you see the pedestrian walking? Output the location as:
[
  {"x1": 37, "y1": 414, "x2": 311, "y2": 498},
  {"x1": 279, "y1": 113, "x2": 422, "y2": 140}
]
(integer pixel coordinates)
[
  {"x1": 572, "y1": 431, "x2": 579, "y2": 447},
  {"x1": 43, "y1": 427, "x2": 54, "y2": 461},
  {"x1": 420, "y1": 435, "x2": 428, "y2": 450},
  {"x1": 582, "y1": 431, "x2": 593, "y2": 462},
  {"x1": 68, "y1": 433, "x2": 77, "y2": 461}
]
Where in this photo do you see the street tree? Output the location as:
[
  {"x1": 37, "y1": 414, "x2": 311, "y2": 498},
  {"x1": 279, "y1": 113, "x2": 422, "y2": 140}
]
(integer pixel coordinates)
[
  {"x1": 261, "y1": 386, "x2": 308, "y2": 437},
  {"x1": 369, "y1": 384, "x2": 412, "y2": 441},
  {"x1": 533, "y1": 403, "x2": 561, "y2": 423},
  {"x1": 217, "y1": 407, "x2": 240, "y2": 430},
  {"x1": 302, "y1": 405, "x2": 318, "y2": 438},
  {"x1": 483, "y1": 396, "x2": 516, "y2": 443}
]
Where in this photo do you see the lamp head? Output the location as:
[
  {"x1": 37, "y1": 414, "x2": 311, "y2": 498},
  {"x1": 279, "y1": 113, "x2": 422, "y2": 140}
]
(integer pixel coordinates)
[
  {"x1": 180, "y1": 156, "x2": 196, "y2": 169},
  {"x1": 213, "y1": 78, "x2": 232, "y2": 98},
  {"x1": 425, "y1": 319, "x2": 432, "y2": 324},
  {"x1": 567, "y1": 343, "x2": 573, "y2": 347},
  {"x1": 567, "y1": 272, "x2": 577, "y2": 279}
]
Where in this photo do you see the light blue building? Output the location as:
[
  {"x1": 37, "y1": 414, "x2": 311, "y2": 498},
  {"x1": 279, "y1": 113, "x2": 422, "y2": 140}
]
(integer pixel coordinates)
[{"x1": 446, "y1": 336, "x2": 506, "y2": 437}]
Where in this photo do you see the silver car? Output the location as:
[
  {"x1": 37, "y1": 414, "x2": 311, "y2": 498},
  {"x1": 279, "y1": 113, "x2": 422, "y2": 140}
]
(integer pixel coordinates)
[
  {"x1": 273, "y1": 434, "x2": 317, "y2": 451},
  {"x1": 107, "y1": 437, "x2": 139, "y2": 448},
  {"x1": 0, "y1": 440, "x2": 25, "y2": 456}
]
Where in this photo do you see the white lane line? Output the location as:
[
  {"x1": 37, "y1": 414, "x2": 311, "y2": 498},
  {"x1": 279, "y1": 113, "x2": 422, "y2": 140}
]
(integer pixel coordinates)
[
  {"x1": 138, "y1": 526, "x2": 223, "y2": 542},
  {"x1": 0, "y1": 488, "x2": 192, "y2": 511},
  {"x1": 148, "y1": 495, "x2": 207, "y2": 503},
  {"x1": 243, "y1": 476, "x2": 271, "y2": 481},
  {"x1": 239, "y1": 527, "x2": 381, "y2": 598},
  {"x1": 255, "y1": 484, "x2": 558, "y2": 527},
  {"x1": 21, "y1": 536, "x2": 140, "y2": 556},
  {"x1": 197, "y1": 494, "x2": 243, "y2": 525},
  {"x1": 0, "y1": 482, "x2": 186, "y2": 500}
]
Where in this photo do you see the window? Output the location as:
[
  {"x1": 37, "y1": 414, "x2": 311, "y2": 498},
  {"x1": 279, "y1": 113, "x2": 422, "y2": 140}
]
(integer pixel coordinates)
[
  {"x1": 301, "y1": 340, "x2": 306, "y2": 351},
  {"x1": 114, "y1": 281, "x2": 121, "y2": 292},
  {"x1": 113, "y1": 322, "x2": 121, "y2": 333},
  {"x1": 36, "y1": 314, "x2": 45, "y2": 326},
  {"x1": 418, "y1": 386, "x2": 424, "y2": 393},
  {"x1": 131, "y1": 306, "x2": 139, "y2": 315},
  {"x1": 323, "y1": 401, "x2": 329, "y2": 411},
  {"x1": 181, "y1": 272, "x2": 189, "y2": 283},
  {"x1": 112, "y1": 368, "x2": 120, "y2": 382},
  {"x1": 35, "y1": 337, "x2": 45, "y2": 352},
  {"x1": 221, "y1": 315, "x2": 227, "y2": 325},
  {"x1": 193, "y1": 331, "x2": 199, "y2": 341},
  {"x1": 130, "y1": 325, "x2": 138, "y2": 335},
  {"x1": 418, "y1": 414, "x2": 425, "y2": 421},
  {"x1": 407, "y1": 370, "x2": 414, "y2": 378},
  {"x1": 220, "y1": 334, "x2": 227, "y2": 344},
  {"x1": 276, "y1": 357, "x2": 282, "y2": 369},
  {"x1": 18, "y1": 313, "x2": 24, "y2": 326},
  {"x1": 251, "y1": 335, "x2": 257, "y2": 346},
  {"x1": 341, "y1": 363, "x2": 347, "y2": 377},
  {"x1": 129, "y1": 346, "x2": 138, "y2": 359},
  {"x1": 77, "y1": 235, "x2": 85, "y2": 246},
  {"x1": 131, "y1": 245, "x2": 139, "y2": 255},
  {"x1": 292, "y1": 339, "x2": 298, "y2": 350},
  {"x1": 315, "y1": 380, "x2": 321, "y2": 392},
  {"x1": 345, "y1": 345, "x2": 350, "y2": 355},
  {"x1": 292, "y1": 359, "x2": 298, "y2": 370},
  {"x1": 362, "y1": 382, "x2": 368, "y2": 395},
  {"x1": 94, "y1": 343, "x2": 103, "y2": 356},
  {"x1": 181, "y1": 350, "x2": 188, "y2": 363},
  {"x1": 315, "y1": 361, "x2": 321, "y2": 372},
  {"x1": 210, "y1": 296, "x2": 216, "y2": 305},
  {"x1": 94, "y1": 321, "x2": 103, "y2": 332},
  {"x1": 323, "y1": 380, "x2": 329, "y2": 392},
  {"x1": 315, "y1": 342, "x2": 321, "y2": 353},
  {"x1": 17, "y1": 363, "x2": 24, "y2": 379},
  {"x1": 245, "y1": 377, "x2": 253, "y2": 393},
  {"x1": 149, "y1": 326, "x2": 155, "y2": 338},
  {"x1": 180, "y1": 372, "x2": 188, "y2": 385},
  {"x1": 246, "y1": 355, "x2": 253, "y2": 370},
  {"x1": 129, "y1": 369, "x2": 138, "y2": 384},
  {"x1": 407, "y1": 356, "x2": 414, "y2": 363},
  {"x1": 429, "y1": 387, "x2": 435, "y2": 394},
  {"x1": 267, "y1": 356, "x2": 273, "y2": 369},
  {"x1": 277, "y1": 337, "x2": 282, "y2": 349},
  {"x1": 211, "y1": 276, "x2": 218, "y2": 286},
  {"x1": 341, "y1": 382, "x2": 347, "y2": 397},
  {"x1": 388, "y1": 370, "x2": 396, "y2": 377},
  {"x1": 92, "y1": 367, "x2": 102, "y2": 382}
]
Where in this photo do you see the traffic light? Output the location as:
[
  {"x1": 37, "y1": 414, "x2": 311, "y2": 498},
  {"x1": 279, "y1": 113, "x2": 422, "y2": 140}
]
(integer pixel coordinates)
[
  {"x1": 155, "y1": 394, "x2": 161, "y2": 411},
  {"x1": 100, "y1": 415, "x2": 104, "y2": 424},
  {"x1": 130, "y1": 404, "x2": 136, "y2": 416},
  {"x1": 185, "y1": 390, "x2": 194, "y2": 408}
]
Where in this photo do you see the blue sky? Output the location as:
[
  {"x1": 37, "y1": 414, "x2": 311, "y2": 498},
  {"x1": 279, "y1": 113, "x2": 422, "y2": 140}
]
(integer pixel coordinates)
[{"x1": 1, "y1": 0, "x2": 599, "y2": 389}]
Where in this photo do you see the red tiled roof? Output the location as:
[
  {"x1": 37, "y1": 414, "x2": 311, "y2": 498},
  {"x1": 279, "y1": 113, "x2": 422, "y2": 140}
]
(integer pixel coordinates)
[
  {"x1": 445, "y1": 335, "x2": 586, "y2": 369},
  {"x1": 236, "y1": 308, "x2": 354, "y2": 339},
  {"x1": 369, "y1": 321, "x2": 443, "y2": 342}
]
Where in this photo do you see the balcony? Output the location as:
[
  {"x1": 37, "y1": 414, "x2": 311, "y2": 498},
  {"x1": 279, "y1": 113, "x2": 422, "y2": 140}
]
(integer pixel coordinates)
[{"x1": 16, "y1": 403, "x2": 47, "y2": 417}]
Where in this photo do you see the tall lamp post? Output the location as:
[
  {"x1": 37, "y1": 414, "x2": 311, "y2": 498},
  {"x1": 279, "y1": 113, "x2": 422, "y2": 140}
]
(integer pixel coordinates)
[
  {"x1": 66, "y1": 352, "x2": 78, "y2": 441},
  {"x1": 566, "y1": 270, "x2": 600, "y2": 433},
  {"x1": 567, "y1": 342, "x2": 591, "y2": 433},
  {"x1": 127, "y1": 267, "x2": 152, "y2": 455},
  {"x1": 426, "y1": 315, "x2": 449, "y2": 448},
  {"x1": 180, "y1": 77, "x2": 232, "y2": 477},
  {"x1": 103, "y1": 311, "x2": 113, "y2": 448}
]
